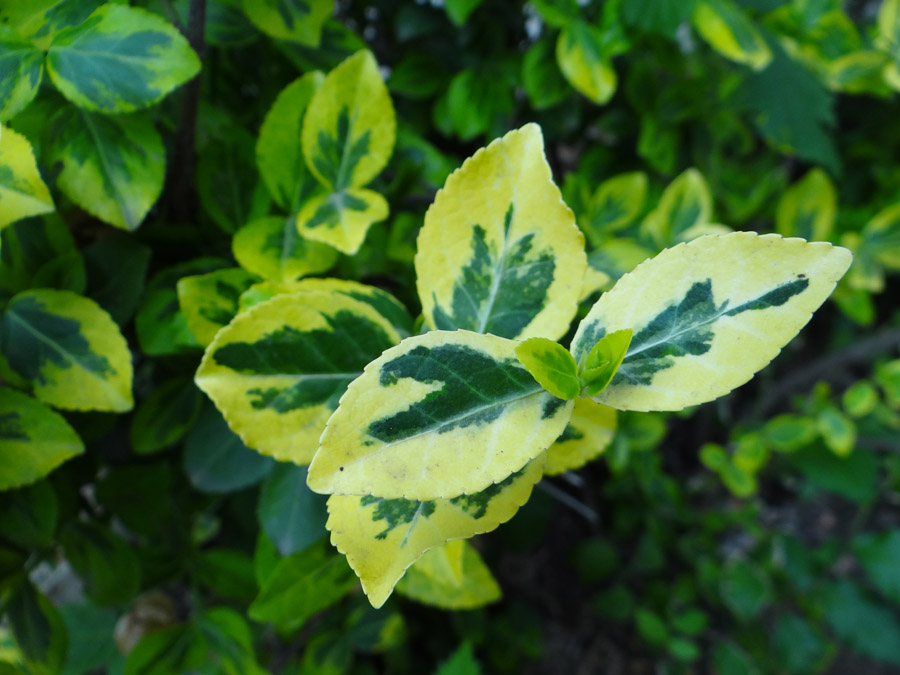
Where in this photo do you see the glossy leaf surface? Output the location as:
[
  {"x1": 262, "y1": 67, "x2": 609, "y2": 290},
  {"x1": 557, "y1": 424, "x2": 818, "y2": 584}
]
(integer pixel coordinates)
[
  {"x1": 0, "y1": 126, "x2": 54, "y2": 230},
  {"x1": 545, "y1": 399, "x2": 616, "y2": 475},
  {"x1": 177, "y1": 268, "x2": 260, "y2": 348},
  {"x1": 395, "y1": 539, "x2": 501, "y2": 609}
]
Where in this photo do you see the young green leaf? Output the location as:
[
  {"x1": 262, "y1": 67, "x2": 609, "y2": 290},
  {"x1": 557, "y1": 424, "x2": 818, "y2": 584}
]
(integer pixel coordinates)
[
  {"x1": 241, "y1": 0, "x2": 333, "y2": 46},
  {"x1": 326, "y1": 456, "x2": 544, "y2": 608},
  {"x1": 307, "y1": 330, "x2": 573, "y2": 500},
  {"x1": 775, "y1": 168, "x2": 836, "y2": 241},
  {"x1": 233, "y1": 216, "x2": 339, "y2": 283},
  {"x1": 47, "y1": 107, "x2": 164, "y2": 231},
  {"x1": 395, "y1": 540, "x2": 501, "y2": 609},
  {"x1": 296, "y1": 187, "x2": 389, "y2": 255},
  {"x1": 515, "y1": 337, "x2": 580, "y2": 401},
  {"x1": 176, "y1": 268, "x2": 260, "y2": 348},
  {"x1": 195, "y1": 289, "x2": 401, "y2": 464},
  {"x1": 1, "y1": 289, "x2": 133, "y2": 412},
  {"x1": 0, "y1": 126, "x2": 54, "y2": 230},
  {"x1": 544, "y1": 399, "x2": 616, "y2": 475},
  {"x1": 302, "y1": 50, "x2": 395, "y2": 191},
  {"x1": 45, "y1": 4, "x2": 200, "y2": 113},
  {"x1": 0, "y1": 36, "x2": 44, "y2": 121},
  {"x1": 0, "y1": 388, "x2": 84, "y2": 491},
  {"x1": 580, "y1": 328, "x2": 633, "y2": 398},
  {"x1": 256, "y1": 72, "x2": 325, "y2": 212},
  {"x1": 583, "y1": 172, "x2": 648, "y2": 246},
  {"x1": 692, "y1": 0, "x2": 772, "y2": 70},
  {"x1": 556, "y1": 20, "x2": 617, "y2": 104},
  {"x1": 571, "y1": 233, "x2": 852, "y2": 411},
  {"x1": 416, "y1": 124, "x2": 586, "y2": 341},
  {"x1": 641, "y1": 168, "x2": 712, "y2": 247}
]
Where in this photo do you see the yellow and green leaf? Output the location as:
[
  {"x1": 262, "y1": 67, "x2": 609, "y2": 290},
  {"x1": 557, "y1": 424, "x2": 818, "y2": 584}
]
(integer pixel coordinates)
[
  {"x1": 692, "y1": 0, "x2": 772, "y2": 70},
  {"x1": 641, "y1": 168, "x2": 712, "y2": 247},
  {"x1": 45, "y1": 5, "x2": 201, "y2": 113},
  {"x1": 580, "y1": 329, "x2": 632, "y2": 398},
  {"x1": 46, "y1": 107, "x2": 164, "y2": 231},
  {"x1": 827, "y1": 51, "x2": 893, "y2": 96},
  {"x1": 416, "y1": 124, "x2": 586, "y2": 341},
  {"x1": 326, "y1": 455, "x2": 543, "y2": 607},
  {"x1": 0, "y1": 36, "x2": 44, "y2": 121},
  {"x1": 860, "y1": 202, "x2": 900, "y2": 270},
  {"x1": 0, "y1": 126, "x2": 54, "y2": 231},
  {"x1": 195, "y1": 289, "x2": 401, "y2": 464},
  {"x1": 556, "y1": 20, "x2": 617, "y2": 104},
  {"x1": 241, "y1": 0, "x2": 333, "y2": 47},
  {"x1": 302, "y1": 50, "x2": 395, "y2": 191},
  {"x1": 0, "y1": 289, "x2": 133, "y2": 412},
  {"x1": 515, "y1": 337, "x2": 580, "y2": 401},
  {"x1": 0, "y1": 0, "x2": 103, "y2": 49},
  {"x1": 775, "y1": 168, "x2": 836, "y2": 241},
  {"x1": 817, "y1": 405, "x2": 856, "y2": 457},
  {"x1": 0, "y1": 388, "x2": 84, "y2": 491},
  {"x1": 233, "y1": 216, "x2": 338, "y2": 283},
  {"x1": 256, "y1": 72, "x2": 325, "y2": 212},
  {"x1": 307, "y1": 330, "x2": 573, "y2": 500},
  {"x1": 878, "y1": 0, "x2": 900, "y2": 91},
  {"x1": 296, "y1": 187, "x2": 388, "y2": 255},
  {"x1": 395, "y1": 540, "x2": 501, "y2": 609},
  {"x1": 571, "y1": 233, "x2": 852, "y2": 411},
  {"x1": 582, "y1": 172, "x2": 648, "y2": 247},
  {"x1": 544, "y1": 399, "x2": 616, "y2": 475},
  {"x1": 177, "y1": 268, "x2": 260, "y2": 348}
]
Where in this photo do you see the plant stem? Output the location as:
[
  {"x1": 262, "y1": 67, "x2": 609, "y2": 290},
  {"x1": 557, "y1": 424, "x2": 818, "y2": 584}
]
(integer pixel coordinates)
[{"x1": 537, "y1": 480, "x2": 599, "y2": 524}]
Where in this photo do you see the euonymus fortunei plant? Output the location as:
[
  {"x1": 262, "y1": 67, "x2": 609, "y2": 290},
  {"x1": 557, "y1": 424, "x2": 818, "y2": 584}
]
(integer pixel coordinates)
[{"x1": 192, "y1": 55, "x2": 852, "y2": 607}]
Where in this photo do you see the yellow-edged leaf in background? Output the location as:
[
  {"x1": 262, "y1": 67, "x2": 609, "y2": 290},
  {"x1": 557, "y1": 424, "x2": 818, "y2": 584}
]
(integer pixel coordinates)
[
  {"x1": 302, "y1": 50, "x2": 395, "y2": 191},
  {"x1": 545, "y1": 399, "x2": 616, "y2": 475},
  {"x1": 692, "y1": 0, "x2": 772, "y2": 70},
  {"x1": 176, "y1": 268, "x2": 260, "y2": 348},
  {"x1": 861, "y1": 201, "x2": 900, "y2": 269},
  {"x1": 0, "y1": 35, "x2": 44, "y2": 122},
  {"x1": 0, "y1": 126, "x2": 54, "y2": 230},
  {"x1": 195, "y1": 289, "x2": 401, "y2": 464},
  {"x1": 556, "y1": 20, "x2": 617, "y2": 104},
  {"x1": 0, "y1": 289, "x2": 133, "y2": 412},
  {"x1": 416, "y1": 124, "x2": 585, "y2": 341},
  {"x1": 307, "y1": 330, "x2": 573, "y2": 500},
  {"x1": 326, "y1": 455, "x2": 543, "y2": 607},
  {"x1": 296, "y1": 187, "x2": 388, "y2": 254},
  {"x1": 584, "y1": 239, "x2": 654, "y2": 295},
  {"x1": 241, "y1": 0, "x2": 333, "y2": 47},
  {"x1": 827, "y1": 51, "x2": 893, "y2": 96},
  {"x1": 775, "y1": 168, "x2": 836, "y2": 241},
  {"x1": 582, "y1": 171, "x2": 647, "y2": 247},
  {"x1": 256, "y1": 72, "x2": 325, "y2": 213},
  {"x1": 232, "y1": 216, "x2": 338, "y2": 284},
  {"x1": 641, "y1": 168, "x2": 712, "y2": 247},
  {"x1": 877, "y1": 0, "x2": 900, "y2": 90},
  {"x1": 571, "y1": 233, "x2": 852, "y2": 411},
  {"x1": 0, "y1": 388, "x2": 84, "y2": 491},
  {"x1": 395, "y1": 540, "x2": 502, "y2": 609}
]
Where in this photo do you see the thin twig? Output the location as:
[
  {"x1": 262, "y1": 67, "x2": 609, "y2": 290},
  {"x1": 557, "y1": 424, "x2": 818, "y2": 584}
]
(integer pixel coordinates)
[{"x1": 537, "y1": 480, "x2": 599, "y2": 524}]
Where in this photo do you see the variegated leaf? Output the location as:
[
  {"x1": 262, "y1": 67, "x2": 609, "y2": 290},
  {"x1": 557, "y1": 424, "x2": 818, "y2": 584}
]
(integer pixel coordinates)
[
  {"x1": 0, "y1": 36, "x2": 44, "y2": 121},
  {"x1": 326, "y1": 455, "x2": 543, "y2": 608},
  {"x1": 238, "y1": 277, "x2": 413, "y2": 337},
  {"x1": 879, "y1": 0, "x2": 900, "y2": 91},
  {"x1": 45, "y1": 5, "x2": 201, "y2": 113},
  {"x1": 302, "y1": 50, "x2": 395, "y2": 191},
  {"x1": 556, "y1": 20, "x2": 617, "y2": 104},
  {"x1": 0, "y1": 388, "x2": 84, "y2": 491},
  {"x1": 241, "y1": 0, "x2": 333, "y2": 46},
  {"x1": 307, "y1": 330, "x2": 573, "y2": 500},
  {"x1": 47, "y1": 106, "x2": 164, "y2": 231},
  {"x1": 545, "y1": 399, "x2": 616, "y2": 475},
  {"x1": 232, "y1": 216, "x2": 338, "y2": 283},
  {"x1": 0, "y1": 126, "x2": 54, "y2": 230},
  {"x1": 692, "y1": 0, "x2": 772, "y2": 70},
  {"x1": 395, "y1": 539, "x2": 501, "y2": 609},
  {"x1": 584, "y1": 239, "x2": 654, "y2": 295},
  {"x1": 256, "y1": 72, "x2": 325, "y2": 212},
  {"x1": 827, "y1": 51, "x2": 893, "y2": 96},
  {"x1": 583, "y1": 172, "x2": 647, "y2": 247},
  {"x1": 195, "y1": 289, "x2": 401, "y2": 464},
  {"x1": 641, "y1": 168, "x2": 712, "y2": 247},
  {"x1": 0, "y1": 289, "x2": 133, "y2": 412},
  {"x1": 775, "y1": 168, "x2": 836, "y2": 241},
  {"x1": 416, "y1": 124, "x2": 586, "y2": 341},
  {"x1": 0, "y1": 0, "x2": 103, "y2": 49},
  {"x1": 177, "y1": 268, "x2": 260, "y2": 348},
  {"x1": 861, "y1": 202, "x2": 900, "y2": 269},
  {"x1": 296, "y1": 187, "x2": 388, "y2": 255},
  {"x1": 571, "y1": 233, "x2": 852, "y2": 411}
]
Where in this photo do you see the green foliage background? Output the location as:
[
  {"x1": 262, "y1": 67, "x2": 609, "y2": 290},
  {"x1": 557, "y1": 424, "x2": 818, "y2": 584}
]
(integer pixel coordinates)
[{"x1": 1, "y1": 0, "x2": 900, "y2": 672}]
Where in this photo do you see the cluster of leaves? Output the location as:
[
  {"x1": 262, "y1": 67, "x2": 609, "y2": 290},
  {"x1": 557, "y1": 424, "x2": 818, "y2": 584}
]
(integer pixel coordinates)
[{"x1": 1, "y1": 0, "x2": 900, "y2": 673}]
